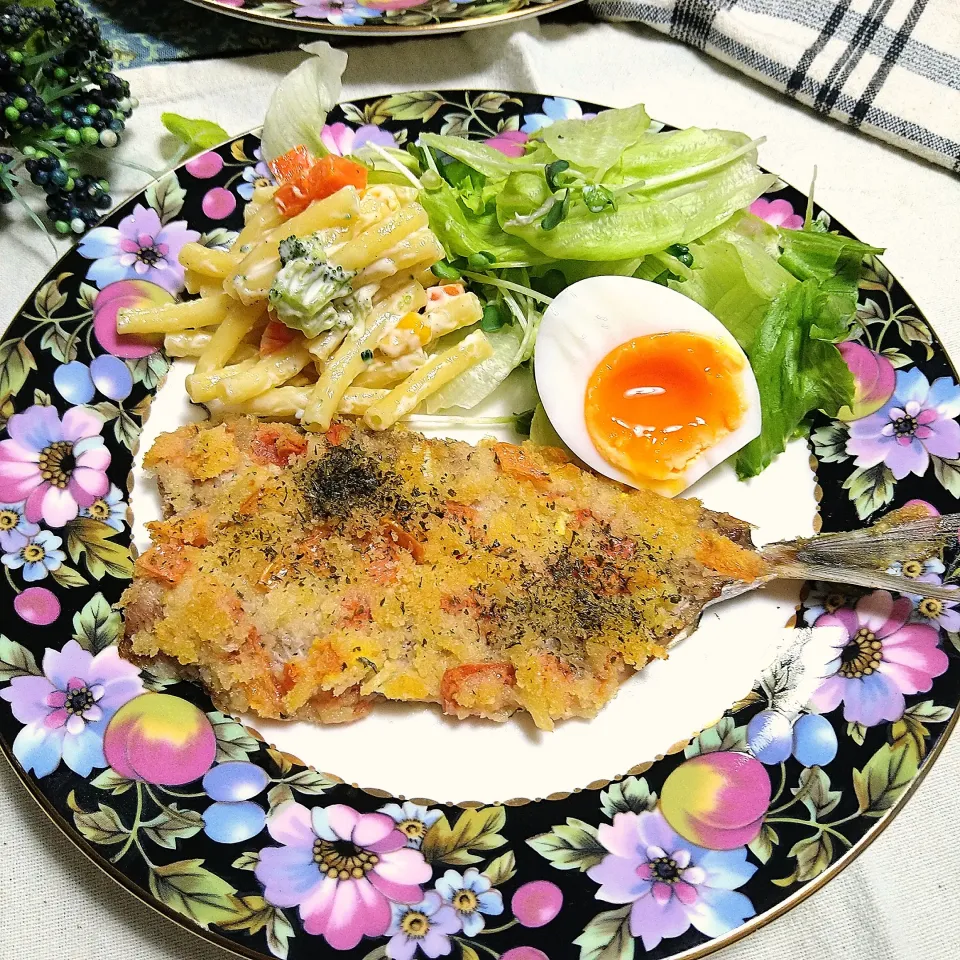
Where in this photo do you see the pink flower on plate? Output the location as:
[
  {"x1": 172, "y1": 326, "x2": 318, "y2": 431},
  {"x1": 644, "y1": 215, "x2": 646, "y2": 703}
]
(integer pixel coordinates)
[
  {"x1": 485, "y1": 129, "x2": 529, "y2": 158},
  {"x1": 0, "y1": 405, "x2": 110, "y2": 527},
  {"x1": 0, "y1": 639, "x2": 143, "y2": 777},
  {"x1": 255, "y1": 802, "x2": 431, "y2": 950},
  {"x1": 78, "y1": 203, "x2": 199, "y2": 294},
  {"x1": 811, "y1": 590, "x2": 949, "y2": 726},
  {"x1": 749, "y1": 197, "x2": 804, "y2": 230},
  {"x1": 321, "y1": 122, "x2": 397, "y2": 157},
  {"x1": 588, "y1": 810, "x2": 756, "y2": 952}
]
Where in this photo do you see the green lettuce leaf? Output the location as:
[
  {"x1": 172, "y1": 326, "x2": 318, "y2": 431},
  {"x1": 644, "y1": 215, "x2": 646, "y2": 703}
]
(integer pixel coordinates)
[
  {"x1": 261, "y1": 41, "x2": 345, "y2": 161},
  {"x1": 537, "y1": 103, "x2": 651, "y2": 176},
  {"x1": 419, "y1": 134, "x2": 538, "y2": 178},
  {"x1": 674, "y1": 218, "x2": 795, "y2": 351},
  {"x1": 160, "y1": 114, "x2": 229, "y2": 156},
  {"x1": 419, "y1": 179, "x2": 549, "y2": 264},
  {"x1": 735, "y1": 280, "x2": 854, "y2": 478},
  {"x1": 617, "y1": 128, "x2": 753, "y2": 180}
]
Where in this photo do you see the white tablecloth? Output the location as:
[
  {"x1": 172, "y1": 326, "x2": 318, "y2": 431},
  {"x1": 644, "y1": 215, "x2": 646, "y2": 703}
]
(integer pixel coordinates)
[{"x1": 2, "y1": 20, "x2": 960, "y2": 960}]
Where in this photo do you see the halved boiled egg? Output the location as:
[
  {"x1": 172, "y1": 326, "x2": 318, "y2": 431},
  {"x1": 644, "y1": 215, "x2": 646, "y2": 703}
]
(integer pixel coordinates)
[{"x1": 534, "y1": 276, "x2": 761, "y2": 496}]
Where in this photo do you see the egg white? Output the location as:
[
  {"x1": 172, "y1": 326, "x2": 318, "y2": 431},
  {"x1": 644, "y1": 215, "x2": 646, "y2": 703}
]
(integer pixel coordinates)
[{"x1": 533, "y1": 276, "x2": 762, "y2": 495}]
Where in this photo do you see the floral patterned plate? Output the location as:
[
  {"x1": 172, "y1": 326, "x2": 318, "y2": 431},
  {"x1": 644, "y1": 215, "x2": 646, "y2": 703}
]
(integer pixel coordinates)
[
  {"x1": 2, "y1": 90, "x2": 960, "y2": 960},
  {"x1": 184, "y1": 0, "x2": 579, "y2": 37}
]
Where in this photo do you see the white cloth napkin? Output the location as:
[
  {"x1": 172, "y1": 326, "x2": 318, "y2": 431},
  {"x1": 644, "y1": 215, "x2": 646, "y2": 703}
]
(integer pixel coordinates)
[
  {"x1": 589, "y1": 0, "x2": 960, "y2": 171},
  {"x1": 1, "y1": 21, "x2": 960, "y2": 960}
]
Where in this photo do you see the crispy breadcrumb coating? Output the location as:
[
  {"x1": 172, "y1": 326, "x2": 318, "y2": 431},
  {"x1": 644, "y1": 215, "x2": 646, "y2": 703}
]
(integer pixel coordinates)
[{"x1": 120, "y1": 417, "x2": 767, "y2": 730}]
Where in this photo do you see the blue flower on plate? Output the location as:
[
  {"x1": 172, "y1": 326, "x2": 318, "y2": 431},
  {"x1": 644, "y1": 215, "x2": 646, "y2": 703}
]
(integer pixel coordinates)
[
  {"x1": 435, "y1": 867, "x2": 504, "y2": 936},
  {"x1": 2, "y1": 528, "x2": 66, "y2": 582},
  {"x1": 521, "y1": 97, "x2": 597, "y2": 134},
  {"x1": 237, "y1": 148, "x2": 275, "y2": 202},
  {"x1": 0, "y1": 500, "x2": 39, "y2": 549},
  {"x1": 379, "y1": 800, "x2": 443, "y2": 849},
  {"x1": 79, "y1": 483, "x2": 127, "y2": 532}
]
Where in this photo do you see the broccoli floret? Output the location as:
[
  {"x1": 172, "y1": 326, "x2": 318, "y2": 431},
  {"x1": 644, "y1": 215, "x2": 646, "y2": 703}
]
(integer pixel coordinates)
[
  {"x1": 269, "y1": 231, "x2": 356, "y2": 337},
  {"x1": 277, "y1": 232, "x2": 329, "y2": 266}
]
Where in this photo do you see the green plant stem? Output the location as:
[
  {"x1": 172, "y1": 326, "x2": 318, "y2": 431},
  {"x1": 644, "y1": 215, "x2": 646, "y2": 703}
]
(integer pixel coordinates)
[
  {"x1": 111, "y1": 780, "x2": 144, "y2": 863},
  {"x1": 64, "y1": 318, "x2": 92, "y2": 367},
  {"x1": 143, "y1": 782, "x2": 186, "y2": 820},
  {"x1": 480, "y1": 919, "x2": 518, "y2": 935},
  {"x1": 156, "y1": 787, "x2": 207, "y2": 799},
  {"x1": 3, "y1": 566, "x2": 20, "y2": 595},
  {"x1": 462, "y1": 270, "x2": 553, "y2": 305},
  {"x1": 767, "y1": 762, "x2": 787, "y2": 809},
  {"x1": 765, "y1": 816, "x2": 853, "y2": 848}
]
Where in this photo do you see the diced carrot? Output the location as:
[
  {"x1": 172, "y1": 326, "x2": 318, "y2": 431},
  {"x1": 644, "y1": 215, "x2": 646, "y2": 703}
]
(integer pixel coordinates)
[
  {"x1": 274, "y1": 182, "x2": 311, "y2": 218},
  {"x1": 277, "y1": 661, "x2": 300, "y2": 697},
  {"x1": 382, "y1": 519, "x2": 425, "y2": 563},
  {"x1": 260, "y1": 319, "x2": 298, "y2": 356},
  {"x1": 251, "y1": 424, "x2": 307, "y2": 467},
  {"x1": 135, "y1": 542, "x2": 189, "y2": 586},
  {"x1": 268, "y1": 145, "x2": 313, "y2": 185},
  {"x1": 440, "y1": 662, "x2": 516, "y2": 712},
  {"x1": 426, "y1": 283, "x2": 465, "y2": 306},
  {"x1": 303, "y1": 155, "x2": 368, "y2": 200},
  {"x1": 492, "y1": 442, "x2": 551, "y2": 489},
  {"x1": 325, "y1": 422, "x2": 350, "y2": 447}
]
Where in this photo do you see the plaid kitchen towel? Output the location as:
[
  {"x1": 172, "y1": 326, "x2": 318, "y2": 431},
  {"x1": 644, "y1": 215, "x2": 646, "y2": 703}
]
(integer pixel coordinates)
[{"x1": 588, "y1": 0, "x2": 960, "y2": 171}]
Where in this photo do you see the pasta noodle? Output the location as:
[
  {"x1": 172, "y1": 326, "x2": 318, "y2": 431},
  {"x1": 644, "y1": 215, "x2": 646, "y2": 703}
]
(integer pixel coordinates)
[
  {"x1": 185, "y1": 357, "x2": 260, "y2": 403},
  {"x1": 301, "y1": 283, "x2": 425, "y2": 430},
  {"x1": 164, "y1": 330, "x2": 212, "y2": 357},
  {"x1": 179, "y1": 244, "x2": 242, "y2": 279},
  {"x1": 353, "y1": 349, "x2": 427, "y2": 388},
  {"x1": 306, "y1": 328, "x2": 348, "y2": 362},
  {"x1": 354, "y1": 228, "x2": 444, "y2": 288},
  {"x1": 377, "y1": 293, "x2": 482, "y2": 358},
  {"x1": 194, "y1": 302, "x2": 266, "y2": 375},
  {"x1": 214, "y1": 385, "x2": 388, "y2": 419},
  {"x1": 331, "y1": 204, "x2": 429, "y2": 272},
  {"x1": 363, "y1": 331, "x2": 493, "y2": 430},
  {"x1": 166, "y1": 178, "x2": 490, "y2": 433},
  {"x1": 117, "y1": 293, "x2": 233, "y2": 335},
  {"x1": 220, "y1": 340, "x2": 313, "y2": 405}
]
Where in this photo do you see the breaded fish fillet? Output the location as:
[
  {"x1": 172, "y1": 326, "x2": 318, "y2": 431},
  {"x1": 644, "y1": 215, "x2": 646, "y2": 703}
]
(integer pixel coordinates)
[{"x1": 120, "y1": 417, "x2": 960, "y2": 730}]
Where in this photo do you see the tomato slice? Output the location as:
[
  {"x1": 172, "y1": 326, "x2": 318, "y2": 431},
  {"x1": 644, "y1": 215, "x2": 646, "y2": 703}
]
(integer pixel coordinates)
[{"x1": 268, "y1": 145, "x2": 312, "y2": 185}]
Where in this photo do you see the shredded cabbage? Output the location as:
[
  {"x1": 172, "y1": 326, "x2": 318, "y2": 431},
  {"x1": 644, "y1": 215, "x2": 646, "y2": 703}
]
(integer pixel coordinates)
[{"x1": 261, "y1": 41, "x2": 346, "y2": 162}]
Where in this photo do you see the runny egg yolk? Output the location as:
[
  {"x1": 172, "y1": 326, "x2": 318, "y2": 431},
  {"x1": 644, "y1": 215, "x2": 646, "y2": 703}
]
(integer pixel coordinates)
[{"x1": 584, "y1": 331, "x2": 747, "y2": 491}]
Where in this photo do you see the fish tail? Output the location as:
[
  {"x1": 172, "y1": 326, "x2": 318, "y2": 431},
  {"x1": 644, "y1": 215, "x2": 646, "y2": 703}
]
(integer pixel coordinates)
[{"x1": 760, "y1": 511, "x2": 960, "y2": 600}]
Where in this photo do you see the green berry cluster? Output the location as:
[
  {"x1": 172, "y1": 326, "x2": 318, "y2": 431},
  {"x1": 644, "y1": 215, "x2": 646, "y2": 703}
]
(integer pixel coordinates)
[{"x1": 0, "y1": 0, "x2": 138, "y2": 233}]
